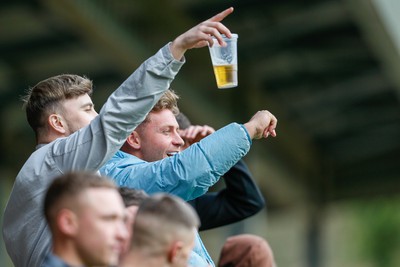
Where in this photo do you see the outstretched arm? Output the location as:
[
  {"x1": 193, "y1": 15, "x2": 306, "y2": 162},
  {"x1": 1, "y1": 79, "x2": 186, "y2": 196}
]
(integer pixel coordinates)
[
  {"x1": 102, "y1": 109, "x2": 278, "y2": 201},
  {"x1": 180, "y1": 125, "x2": 265, "y2": 230}
]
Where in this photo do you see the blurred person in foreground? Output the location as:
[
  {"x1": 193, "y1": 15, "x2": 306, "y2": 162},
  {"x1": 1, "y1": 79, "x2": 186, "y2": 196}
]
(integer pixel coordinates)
[
  {"x1": 42, "y1": 171, "x2": 127, "y2": 267},
  {"x1": 218, "y1": 234, "x2": 277, "y2": 267},
  {"x1": 120, "y1": 193, "x2": 200, "y2": 267},
  {"x1": 2, "y1": 7, "x2": 236, "y2": 267},
  {"x1": 118, "y1": 188, "x2": 277, "y2": 267}
]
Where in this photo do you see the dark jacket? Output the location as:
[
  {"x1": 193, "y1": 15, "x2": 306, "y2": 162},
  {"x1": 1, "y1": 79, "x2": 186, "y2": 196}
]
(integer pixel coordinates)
[{"x1": 189, "y1": 159, "x2": 265, "y2": 231}]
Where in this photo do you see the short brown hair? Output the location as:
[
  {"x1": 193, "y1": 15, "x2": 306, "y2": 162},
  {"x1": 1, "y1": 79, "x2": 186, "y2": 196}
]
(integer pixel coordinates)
[
  {"x1": 44, "y1": 171, "x2": 115, "y2": 230},
  {"x1": 132, "y1": 193, "x2": 199, "y2": 255},
  {"x1": 22, "y1": 74, "x2": 93, "y2": 139}
]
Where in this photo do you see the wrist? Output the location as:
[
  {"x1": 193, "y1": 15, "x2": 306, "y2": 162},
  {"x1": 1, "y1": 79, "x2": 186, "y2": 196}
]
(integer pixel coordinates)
[
  {"x1": 243, "y1": 122, "x2": 256, "y2": 140},
  {"x1": 170, "y1": 36, "x2": 186, "y2": 60}
]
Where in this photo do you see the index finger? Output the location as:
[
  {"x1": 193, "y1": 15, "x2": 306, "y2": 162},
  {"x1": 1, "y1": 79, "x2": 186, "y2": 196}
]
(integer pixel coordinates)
[
  {"x1": 268, "y1": 116, "x2": 278, "y2": 135},
  {"x1": 208, "y1": 7, "x2": 234, "y2": 24}
]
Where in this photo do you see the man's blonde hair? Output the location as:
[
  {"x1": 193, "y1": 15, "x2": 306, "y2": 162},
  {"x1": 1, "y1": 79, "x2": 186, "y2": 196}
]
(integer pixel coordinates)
[
  {"x1": 136, "y1": 89, "x2": 180, "y2": 130},
  {"x1": 151, "y1": 89, "x2": 180, "y2": 115}
]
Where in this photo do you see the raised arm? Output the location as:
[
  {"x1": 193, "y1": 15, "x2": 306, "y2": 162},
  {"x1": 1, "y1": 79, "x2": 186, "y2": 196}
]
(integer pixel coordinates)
[
  {"x1": 56, "y1": 7, "x2": 236, "y2": 172},
  {"x1": 170, "y1": 7, "x2": 234, "y2": 60}
]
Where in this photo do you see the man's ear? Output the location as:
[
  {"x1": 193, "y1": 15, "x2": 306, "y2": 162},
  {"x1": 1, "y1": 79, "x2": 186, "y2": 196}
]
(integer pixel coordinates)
[
  {"x1": 167, "y1": 241, "x2": 183, "y2": 263},
  {"x1": 57, "y1": 209, "x2": 78, "y2": 236},
  {"x1": 126, "y1": 131, "x2": 141, "y2": 150},
  {"x1": 48, "y1": 114, "x2": 66, "y2": 134}
]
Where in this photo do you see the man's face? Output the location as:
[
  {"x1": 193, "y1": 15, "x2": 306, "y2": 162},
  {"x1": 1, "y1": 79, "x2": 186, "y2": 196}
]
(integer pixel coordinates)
[
  {"x1": 60, "y1": 94, "x2": 98, "y2": 135},
  {"x1": 137, "y1": 109, "x2": 184, "y2": 162},
  {"x1": 74, "y1": 188, "x2": 128, "y2": 266}
]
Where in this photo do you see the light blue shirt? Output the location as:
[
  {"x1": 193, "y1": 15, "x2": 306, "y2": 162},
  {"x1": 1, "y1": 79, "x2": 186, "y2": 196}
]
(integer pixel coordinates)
[
  {"x1": 100, "y1": 123, "x2": 252, "y2": 266},
  {"x1": 190, "y1": 232, "x2": 215, "y2": 267},
  {"x1": 100, "y1": 123, "x2": 251, "y2": 201}
]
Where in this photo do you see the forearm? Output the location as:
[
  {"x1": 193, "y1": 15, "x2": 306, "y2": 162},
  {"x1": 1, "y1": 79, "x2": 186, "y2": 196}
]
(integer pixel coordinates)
[{"x1": 100, "y1": 43, "x2": 184, "y2": 142}]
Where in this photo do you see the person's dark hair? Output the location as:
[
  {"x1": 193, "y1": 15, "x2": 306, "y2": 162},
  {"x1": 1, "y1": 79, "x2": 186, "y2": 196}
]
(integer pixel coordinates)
[
  {"x1": 118, "y1": 187, "x2": 149, "y2": 207},
  {"x1": 44, "y1": 171, "x2": 115, "y2": 229},
  {"x1": 175, "y1": 112, "x2": 191, "y2": 130},
  {"x1": 22, "y1": 74, "x2": 93, "y2": 139}
]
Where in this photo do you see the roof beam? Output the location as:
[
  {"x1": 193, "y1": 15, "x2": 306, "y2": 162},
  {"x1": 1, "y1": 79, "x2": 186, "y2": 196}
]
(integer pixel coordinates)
[
  {"x1": 39, "y1": 0, "x2": 150, "y2": 75},
  {"x1": 346, "y1": 0, "x2": 400, "y2": 99}
]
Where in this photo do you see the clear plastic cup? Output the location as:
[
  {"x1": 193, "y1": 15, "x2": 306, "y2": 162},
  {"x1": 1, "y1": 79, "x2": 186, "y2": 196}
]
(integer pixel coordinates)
[{"x1": 208, "y1": 34, "x2": 238, "y2": 89}]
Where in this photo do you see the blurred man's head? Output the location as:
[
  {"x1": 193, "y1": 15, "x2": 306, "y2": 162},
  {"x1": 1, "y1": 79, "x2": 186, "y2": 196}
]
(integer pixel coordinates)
[
  {"x1": 44, "y1": 172, "x2": 128, "y2": 267},
  {"x1": 121, "y1": 193, "x2": 200, "y2": 267},
  {"x1": 218, "y1": 234, "x2": 276, "y2": 267}
]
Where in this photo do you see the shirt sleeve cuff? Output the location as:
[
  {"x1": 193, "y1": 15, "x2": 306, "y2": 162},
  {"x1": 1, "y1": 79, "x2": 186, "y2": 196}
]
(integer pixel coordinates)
[{"x1": 239, "y1": 124, "x2": 252, "y2": 146}]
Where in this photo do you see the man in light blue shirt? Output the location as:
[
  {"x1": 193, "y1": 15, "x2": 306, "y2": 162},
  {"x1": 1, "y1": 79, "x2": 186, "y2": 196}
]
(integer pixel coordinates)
[
  {"x1": 2, "y1": 7, "x2": 235, "y2": 267},
  {"x1": 100, "y1": 89, "x2": 278, "y2": 266}
]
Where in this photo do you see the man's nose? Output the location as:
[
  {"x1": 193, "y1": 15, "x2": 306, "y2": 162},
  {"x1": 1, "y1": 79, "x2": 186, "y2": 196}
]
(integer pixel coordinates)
[
  {"x1": 117, "y1": 221, "x2": 129, "y2": 241},
  {"x1": 173, "y1": 132, "x2": 185, "y2": 147}
]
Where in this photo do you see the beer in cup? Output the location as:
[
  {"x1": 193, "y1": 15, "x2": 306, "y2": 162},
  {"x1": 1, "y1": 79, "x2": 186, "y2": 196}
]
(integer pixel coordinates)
[{"x1": 208, "y1": 34, "x2": 238, "y2": 89}]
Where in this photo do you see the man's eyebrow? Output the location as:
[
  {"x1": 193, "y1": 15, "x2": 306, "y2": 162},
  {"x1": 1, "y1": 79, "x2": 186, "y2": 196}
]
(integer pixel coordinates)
[{"x1": 81, "y1": 102, "x2": 94, "y2": 109}]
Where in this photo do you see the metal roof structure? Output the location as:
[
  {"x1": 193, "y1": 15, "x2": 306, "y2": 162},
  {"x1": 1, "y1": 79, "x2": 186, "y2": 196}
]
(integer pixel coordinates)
[{"x1": 2, "y1": 0, "x2": 399, "y2": 203}]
